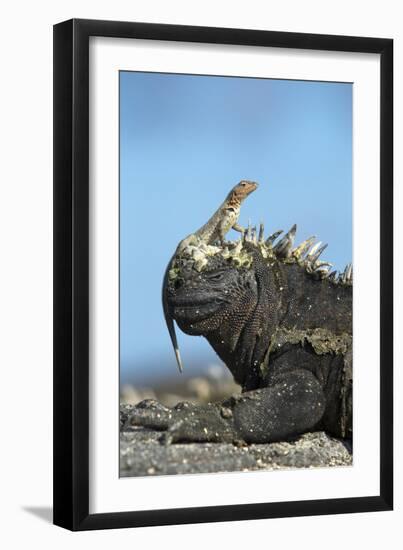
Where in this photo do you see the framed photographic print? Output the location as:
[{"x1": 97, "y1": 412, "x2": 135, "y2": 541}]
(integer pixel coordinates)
[{"x1": 53, "y1": 19, "x2": 393, "y2": 530}]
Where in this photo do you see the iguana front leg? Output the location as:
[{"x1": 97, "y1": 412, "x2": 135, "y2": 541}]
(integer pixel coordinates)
[
  {"x1": 125, "y1": 370, "x2": 325, "y2": 444},
  {"x1": 231, "y1": 370, "x2": 326, "y2": 443}
]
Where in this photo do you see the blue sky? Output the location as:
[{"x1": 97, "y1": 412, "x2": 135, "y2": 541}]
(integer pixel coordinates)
[{"x1": 120, "y1": 71, "x2": 352, "y2": 385}]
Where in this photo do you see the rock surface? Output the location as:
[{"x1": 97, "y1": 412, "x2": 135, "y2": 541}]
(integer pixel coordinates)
[{"x1": 120, "y1": 404, "x2": 352, "y2": 477}]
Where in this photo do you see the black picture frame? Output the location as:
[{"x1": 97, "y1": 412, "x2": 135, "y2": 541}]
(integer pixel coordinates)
[{"x1": 53, "y1": 18, "x2": 393, "y2": 531}]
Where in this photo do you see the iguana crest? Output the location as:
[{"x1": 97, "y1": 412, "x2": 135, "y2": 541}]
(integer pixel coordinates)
[{"x1": 169, "y1": 222, "x2": 353, "y2": 286}]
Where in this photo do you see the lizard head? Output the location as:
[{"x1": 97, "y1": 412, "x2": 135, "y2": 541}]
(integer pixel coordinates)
[{"x1": 227, "y1": 180, "x2": 258, "y2": 206}]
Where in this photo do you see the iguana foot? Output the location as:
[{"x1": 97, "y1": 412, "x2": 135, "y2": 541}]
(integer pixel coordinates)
[{"x1": 125, "y1": 399, "x2": 235, "y2": 444}]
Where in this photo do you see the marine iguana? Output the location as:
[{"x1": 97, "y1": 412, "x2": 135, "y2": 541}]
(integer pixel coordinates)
[
  {"x1": 163, "y1": 180, "x2": 258, "y2": 373},
  {"x1": 129, "y1": 186, "x2": 353, "y2": 445}
]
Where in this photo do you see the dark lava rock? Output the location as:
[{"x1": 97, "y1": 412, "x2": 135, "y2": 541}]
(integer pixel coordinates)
[{"x1": 120, "y1": 404, "x2": 352, "y2": 477}]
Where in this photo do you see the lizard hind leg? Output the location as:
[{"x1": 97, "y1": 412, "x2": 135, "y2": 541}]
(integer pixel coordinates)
[{"x1": 231, "y1": 370, "x2": 326, "y2": 444}]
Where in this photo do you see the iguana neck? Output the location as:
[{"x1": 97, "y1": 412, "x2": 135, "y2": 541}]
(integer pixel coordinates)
[
  {"x1": 276, "y1": 262, "x2": 352, "y2": 335},
  {"x1": 206, "y1": 249, "x2": 282, "y2": 391}
]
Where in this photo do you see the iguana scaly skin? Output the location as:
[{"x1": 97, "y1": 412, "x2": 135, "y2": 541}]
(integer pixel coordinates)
[
  {"x1": 131, "y1": 185, "x2": 353, "y2": 445},
  {"x1": 163, "y1": 180, "x2": 258, "y2": 373}
]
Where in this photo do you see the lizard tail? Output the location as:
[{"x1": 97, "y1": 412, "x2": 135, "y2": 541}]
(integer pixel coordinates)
[{"x1": 162, "y1": 260, "x2": 184, "y2": 373}]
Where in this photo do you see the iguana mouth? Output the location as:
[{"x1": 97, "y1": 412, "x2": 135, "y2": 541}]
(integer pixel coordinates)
[
  {"x1": 173, "y1": 304, "x2": 222, "y2": 322},
  {"x1": 169, "y1": 293, "x2": 227, "y2": 307},
  {"x1": 170, "y1": 295, "x2": 226, "y2": 322}
]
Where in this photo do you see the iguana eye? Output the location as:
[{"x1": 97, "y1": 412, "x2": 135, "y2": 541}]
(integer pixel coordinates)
[{"x1": 207, "y1": 272, "x2": 224, "y2": 281}]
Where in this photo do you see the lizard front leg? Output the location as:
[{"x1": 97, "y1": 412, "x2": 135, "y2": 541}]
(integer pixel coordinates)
[
  {"x1": 218, "y1": 222, "x2": 244, "y2": 246},
  {"x1": 232, "y1": 222, "x2": 245, "y2": 234}
]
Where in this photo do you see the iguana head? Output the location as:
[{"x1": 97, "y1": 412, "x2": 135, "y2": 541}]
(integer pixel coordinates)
[
  {"x1": 167, "y1": 247, "x2": 257, "y2": 336},
  {"x1": 165, "y1": 238, "x2": 268, "y2": 387}
]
